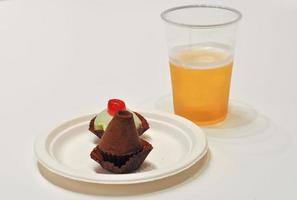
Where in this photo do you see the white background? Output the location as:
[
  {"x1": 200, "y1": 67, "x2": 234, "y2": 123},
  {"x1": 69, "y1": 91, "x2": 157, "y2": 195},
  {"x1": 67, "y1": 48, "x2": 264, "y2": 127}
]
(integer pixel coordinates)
[{"x1": 1, "y1": 0, "x2": 297, "y2": 199}]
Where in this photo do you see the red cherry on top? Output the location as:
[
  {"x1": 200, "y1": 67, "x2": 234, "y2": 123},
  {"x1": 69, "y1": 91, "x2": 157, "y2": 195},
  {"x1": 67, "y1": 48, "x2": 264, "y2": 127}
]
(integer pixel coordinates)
[{"x1": 107, "y1": 99, "x2": 126, "y2": 116}]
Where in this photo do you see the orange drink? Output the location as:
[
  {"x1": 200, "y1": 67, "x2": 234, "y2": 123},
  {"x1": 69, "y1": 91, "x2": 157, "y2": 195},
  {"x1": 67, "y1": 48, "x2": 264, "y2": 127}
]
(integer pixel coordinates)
[
  {"x1": 161, "y1": 5, "x2": 241, "y2": 125},
  {"x1": 169, "y1": 43, "x2": 233, "y2": 125}
]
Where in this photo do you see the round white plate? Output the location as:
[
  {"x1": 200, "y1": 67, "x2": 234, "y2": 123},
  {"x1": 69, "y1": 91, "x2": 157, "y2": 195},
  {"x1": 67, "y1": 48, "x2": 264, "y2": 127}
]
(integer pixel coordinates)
[{"x1": 34, "y1": 110, "x2": 208, "y2": 184}]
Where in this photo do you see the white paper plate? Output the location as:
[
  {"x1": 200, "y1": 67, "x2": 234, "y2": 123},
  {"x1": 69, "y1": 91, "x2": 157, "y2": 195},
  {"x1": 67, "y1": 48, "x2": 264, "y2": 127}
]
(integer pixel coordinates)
[{"x1": 34, "y1": 110, "x2": 208, "y2": 184}]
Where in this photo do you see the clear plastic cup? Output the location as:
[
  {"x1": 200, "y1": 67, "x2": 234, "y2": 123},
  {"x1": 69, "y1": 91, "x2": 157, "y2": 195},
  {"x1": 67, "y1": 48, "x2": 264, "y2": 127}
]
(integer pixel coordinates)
[{"x1": 161, "y1": 5, "x2": 242, "y2": 125}]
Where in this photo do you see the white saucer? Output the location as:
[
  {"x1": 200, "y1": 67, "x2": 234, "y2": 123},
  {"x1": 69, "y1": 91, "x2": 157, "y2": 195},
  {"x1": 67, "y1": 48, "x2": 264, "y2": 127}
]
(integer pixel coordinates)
[{"x1": 34, "y1": 110, "x2": 208, "y2": 184}]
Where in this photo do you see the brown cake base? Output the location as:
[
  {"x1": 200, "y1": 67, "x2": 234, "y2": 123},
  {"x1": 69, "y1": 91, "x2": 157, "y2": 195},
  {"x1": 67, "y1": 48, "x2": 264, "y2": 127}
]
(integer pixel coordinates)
[
  {"x1": 89, "y1": 111, "x2": 149, "y2": 138},
  {"x1": 90, "y1": 139, "x2": 153, "y2": 174}
]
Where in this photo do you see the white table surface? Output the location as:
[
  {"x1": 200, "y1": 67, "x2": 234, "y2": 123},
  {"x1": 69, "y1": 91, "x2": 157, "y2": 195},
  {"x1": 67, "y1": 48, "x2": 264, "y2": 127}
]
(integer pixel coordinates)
[{"x1": 1, "y1": 0, "x2": 297, "y2": 199}]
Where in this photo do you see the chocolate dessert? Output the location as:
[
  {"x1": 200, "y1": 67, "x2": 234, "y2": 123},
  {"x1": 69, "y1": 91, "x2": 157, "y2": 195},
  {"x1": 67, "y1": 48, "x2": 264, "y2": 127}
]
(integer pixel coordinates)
[
  {"x1": 89, "y1": 99, "x2": 149, "y2": 138},
  {"x1": 90, "y1": 110, "x2": 153, "y2": 173}
]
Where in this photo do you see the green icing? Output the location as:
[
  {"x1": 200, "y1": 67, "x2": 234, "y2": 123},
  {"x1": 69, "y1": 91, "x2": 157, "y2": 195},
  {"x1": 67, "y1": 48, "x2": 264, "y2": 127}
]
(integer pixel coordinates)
[
  {"x1": 94, "y1": 109, "x2": 142, "y2": 131},
  {"x1": 131, "y1": 111, "x2": 142, "y2": 129},
  {"x1": 94, "y1": 109, "x2": 112, "y2": 130}
]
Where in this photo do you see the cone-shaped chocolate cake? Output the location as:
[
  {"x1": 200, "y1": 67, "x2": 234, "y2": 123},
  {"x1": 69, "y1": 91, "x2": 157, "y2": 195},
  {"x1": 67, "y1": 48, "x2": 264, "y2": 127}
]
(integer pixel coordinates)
[
  {"x1": 91, "y1": 110, "x2": 153, "y2": 173},
  {"x1": 99, "y1": 110, "x2": 142, "y2": 155}
]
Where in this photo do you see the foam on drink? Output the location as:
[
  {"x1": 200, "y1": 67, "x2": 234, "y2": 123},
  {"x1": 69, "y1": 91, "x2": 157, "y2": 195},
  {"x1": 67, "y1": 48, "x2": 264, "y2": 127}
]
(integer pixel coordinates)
[{"x1": 169, "y1": 42, "x2": 233, "y2": 69}]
